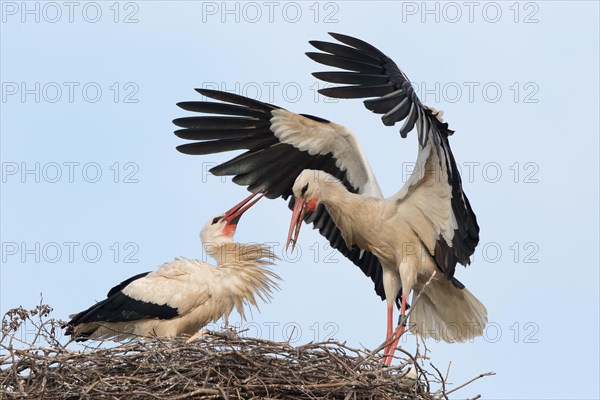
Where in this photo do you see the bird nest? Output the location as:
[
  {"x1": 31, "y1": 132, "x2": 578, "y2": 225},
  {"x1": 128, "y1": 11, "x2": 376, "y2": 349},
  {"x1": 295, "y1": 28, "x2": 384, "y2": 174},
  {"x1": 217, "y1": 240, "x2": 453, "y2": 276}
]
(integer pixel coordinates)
[{"x1": 1, "y1": 304, "x2": 492, "y2": 399}]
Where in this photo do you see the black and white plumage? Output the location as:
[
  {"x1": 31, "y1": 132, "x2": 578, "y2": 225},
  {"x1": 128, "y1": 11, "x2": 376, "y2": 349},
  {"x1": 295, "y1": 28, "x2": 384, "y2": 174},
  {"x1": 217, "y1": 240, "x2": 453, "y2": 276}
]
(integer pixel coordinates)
[
  {"x1": 66, "y1": 193, "x2": 280, "y2": 341},
  {"x1": 174, "y1": 89, "x2": 391, "y2": 306},
  {"x1": 173, "y1": 33, "x2": 486, "y2": 362},
  {"x1": 306, "y1": 33, "x2": 479, "y2": 274}
]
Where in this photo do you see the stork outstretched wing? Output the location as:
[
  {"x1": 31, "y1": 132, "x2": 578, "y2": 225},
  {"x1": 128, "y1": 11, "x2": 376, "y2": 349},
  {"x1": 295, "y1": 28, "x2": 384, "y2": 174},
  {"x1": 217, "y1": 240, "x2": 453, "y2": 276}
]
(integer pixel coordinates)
[
  {"x1": 308, "y1": 32, "x2": 479, "y2": 282},
  {"x1": 174, "y1": 89, "x2": 395, "y2": 303}
]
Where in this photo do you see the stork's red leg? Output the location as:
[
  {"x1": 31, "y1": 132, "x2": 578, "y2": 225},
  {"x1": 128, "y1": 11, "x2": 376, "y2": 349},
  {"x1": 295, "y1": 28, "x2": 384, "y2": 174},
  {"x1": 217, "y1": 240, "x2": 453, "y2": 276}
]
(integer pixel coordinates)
[
  {"x1": 383, "y1": 303, "x2": 394, "y2": 358},
  {"x1": 384, "y1": 294, "x2": 407, "y2": 365}
]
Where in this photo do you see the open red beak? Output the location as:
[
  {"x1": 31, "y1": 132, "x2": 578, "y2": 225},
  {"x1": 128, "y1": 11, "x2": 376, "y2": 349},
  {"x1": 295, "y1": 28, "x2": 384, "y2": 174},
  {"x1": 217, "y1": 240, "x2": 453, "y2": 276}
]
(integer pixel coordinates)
[
  {"x1": 286, "y1": 197, "x2": 306, "y2": 253},
  {"x1": 223, "y1": 191, "x2": 264, "y2": 229}
]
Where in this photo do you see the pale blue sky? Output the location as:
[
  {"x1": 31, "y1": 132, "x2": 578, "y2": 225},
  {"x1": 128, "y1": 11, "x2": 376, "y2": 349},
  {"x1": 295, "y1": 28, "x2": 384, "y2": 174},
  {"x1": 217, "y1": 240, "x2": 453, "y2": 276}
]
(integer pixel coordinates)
[{"x1": 1, "y1": 2, "x2": 599, "y2": 398}]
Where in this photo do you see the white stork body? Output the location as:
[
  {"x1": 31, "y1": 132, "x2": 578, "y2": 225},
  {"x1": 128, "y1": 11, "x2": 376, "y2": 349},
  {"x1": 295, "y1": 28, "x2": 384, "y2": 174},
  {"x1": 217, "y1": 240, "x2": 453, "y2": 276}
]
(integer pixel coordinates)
[
  {"x1": 289, "y1": 169, "x2": 487, "y2": 345},
  {"x1": 173, "y1": 33, "x2": 487, "y2": 363},
  {"x1": 66, "y1": 193, "x2": 279, "y2": 341}
]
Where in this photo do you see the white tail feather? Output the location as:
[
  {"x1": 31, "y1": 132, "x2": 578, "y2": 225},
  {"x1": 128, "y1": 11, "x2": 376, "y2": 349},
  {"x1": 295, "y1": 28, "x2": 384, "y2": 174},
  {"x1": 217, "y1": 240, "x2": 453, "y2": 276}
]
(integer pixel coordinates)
[{"x1": 409, "y1": 279, "x2": 488, "y2": 343}]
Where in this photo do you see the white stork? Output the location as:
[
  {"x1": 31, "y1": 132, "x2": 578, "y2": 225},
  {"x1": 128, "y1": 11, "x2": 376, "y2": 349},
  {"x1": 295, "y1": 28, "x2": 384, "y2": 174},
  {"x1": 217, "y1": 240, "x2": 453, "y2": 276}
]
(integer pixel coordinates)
[
  {"x1": 173, "y1": 33, "x2": 487, "y2": 363},
  {"x1": 66, "y1": 192, "x2": 280, "y2": 341}
]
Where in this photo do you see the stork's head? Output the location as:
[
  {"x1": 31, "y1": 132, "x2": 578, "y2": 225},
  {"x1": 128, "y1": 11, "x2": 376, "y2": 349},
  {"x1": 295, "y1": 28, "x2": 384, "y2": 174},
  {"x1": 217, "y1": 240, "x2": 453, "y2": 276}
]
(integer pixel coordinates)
[
  {"x1": 200, "y1": 192, "x2": 263, "y2": 251},
  {"x1": 286, "y1": 170, "x2": 326, "y2": 252}
]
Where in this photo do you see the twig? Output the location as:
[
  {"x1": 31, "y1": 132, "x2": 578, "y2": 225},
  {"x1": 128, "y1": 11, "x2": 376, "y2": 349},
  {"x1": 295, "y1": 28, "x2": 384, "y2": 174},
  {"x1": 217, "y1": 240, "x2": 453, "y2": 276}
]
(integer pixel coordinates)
[{"x1": 444, "y1": 372, "x2": 496, "y2": 396}]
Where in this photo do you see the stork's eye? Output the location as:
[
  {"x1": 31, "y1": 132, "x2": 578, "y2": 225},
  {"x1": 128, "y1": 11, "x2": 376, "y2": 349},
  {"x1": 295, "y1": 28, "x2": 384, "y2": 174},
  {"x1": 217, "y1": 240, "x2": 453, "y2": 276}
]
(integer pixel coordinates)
[
  {"x1": 211, "y1": 217, "x2": 221, "y2": 225},
  {"x1": 301, "y1": 183, "x2": 309, "y2": 196}
]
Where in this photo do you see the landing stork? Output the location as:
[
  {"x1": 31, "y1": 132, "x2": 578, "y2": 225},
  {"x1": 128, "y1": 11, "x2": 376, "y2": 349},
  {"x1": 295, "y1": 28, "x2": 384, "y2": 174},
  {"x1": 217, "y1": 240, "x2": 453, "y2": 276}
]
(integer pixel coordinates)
[
  {"x1": 173, "y1": 33, "x2": 487, "y2": 363},
  {"x1": 66, "y1": 193, "x2": 280, "y2": 341}
]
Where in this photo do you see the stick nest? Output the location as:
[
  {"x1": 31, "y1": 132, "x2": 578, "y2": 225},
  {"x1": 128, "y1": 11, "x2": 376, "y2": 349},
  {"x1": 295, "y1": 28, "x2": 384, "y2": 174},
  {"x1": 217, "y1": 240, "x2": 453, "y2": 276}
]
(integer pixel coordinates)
[{"x1": 1, "y1": 304, "x2": 489, "y2": 400}]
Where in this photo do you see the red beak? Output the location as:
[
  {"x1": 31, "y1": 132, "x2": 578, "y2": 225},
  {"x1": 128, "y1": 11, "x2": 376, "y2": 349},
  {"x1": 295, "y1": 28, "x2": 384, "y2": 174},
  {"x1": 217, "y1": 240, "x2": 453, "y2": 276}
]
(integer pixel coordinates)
[
  {"x1": 223, "y1": 191, "x2": 264, "y2": 230},
  {"x1": 286, "y1": 197, "x2": 306, "y2": 253}
]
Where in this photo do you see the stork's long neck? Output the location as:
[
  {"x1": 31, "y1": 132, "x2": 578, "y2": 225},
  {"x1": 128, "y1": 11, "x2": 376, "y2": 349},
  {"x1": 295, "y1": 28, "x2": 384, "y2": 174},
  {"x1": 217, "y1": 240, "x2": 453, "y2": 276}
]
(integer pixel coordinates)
[{"x1": 318, "y1": 179, "x2": 371, "y2": 248}]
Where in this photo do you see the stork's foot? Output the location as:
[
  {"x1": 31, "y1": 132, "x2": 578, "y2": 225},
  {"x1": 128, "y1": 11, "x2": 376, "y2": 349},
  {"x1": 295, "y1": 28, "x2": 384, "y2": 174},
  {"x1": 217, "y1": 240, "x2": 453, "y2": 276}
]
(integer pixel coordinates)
[{"x1": 185, "y1": 329, "x2": 208, "y2": 343}]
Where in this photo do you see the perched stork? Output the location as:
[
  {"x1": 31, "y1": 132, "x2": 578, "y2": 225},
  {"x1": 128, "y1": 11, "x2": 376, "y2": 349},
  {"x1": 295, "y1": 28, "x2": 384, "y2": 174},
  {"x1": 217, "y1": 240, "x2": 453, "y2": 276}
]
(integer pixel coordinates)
[
  {"x1": 173, "y1": 33, "x2": 487, "y2": 363},
  {"x1": 66, "y1": 193, "x2": 280, "y2": 341}
]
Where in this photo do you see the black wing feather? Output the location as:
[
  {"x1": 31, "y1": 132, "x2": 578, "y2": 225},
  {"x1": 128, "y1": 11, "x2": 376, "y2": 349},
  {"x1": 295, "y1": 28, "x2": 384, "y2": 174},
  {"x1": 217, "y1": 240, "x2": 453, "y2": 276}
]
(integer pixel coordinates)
[
  {"x1": 309, "y1": 40, "x2": 383, "y2": 64},
  {"x1": 177, "y1": 101, "x2": 265, "y2": 118},
  {"x1": 173, "y1": 116, "x2": 269, "y2": 130},
  {"x1": 319, "y1": 83, "x2": 396, "y2": 99},
  {"x1": 177, "y1": 136, "x2": 279, "y2": 155},
  {"x1": 306, "y1": 52, "x2": 384, "y2": 74},
  {"x1": 174, "y1": 128, "x2": 272, "y2": 141},
  {"x1": 312, "y1": 72, "x2": 390, "y2": 85},
  {"x1": 106, "y1": 272, "x2": 150, "y2": 297}
]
